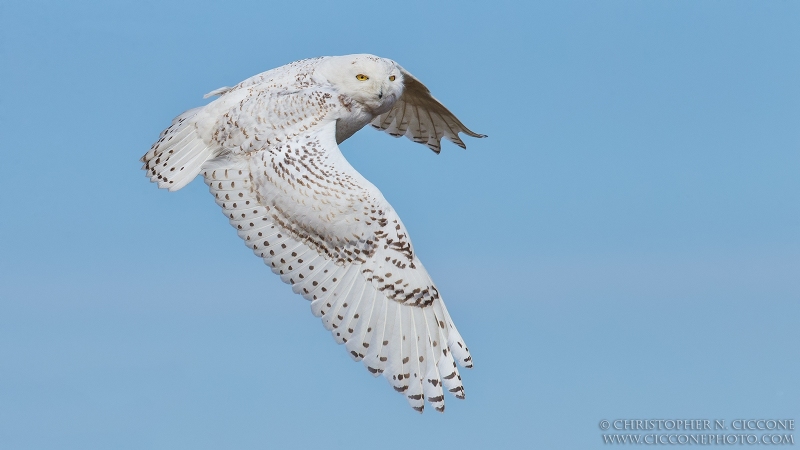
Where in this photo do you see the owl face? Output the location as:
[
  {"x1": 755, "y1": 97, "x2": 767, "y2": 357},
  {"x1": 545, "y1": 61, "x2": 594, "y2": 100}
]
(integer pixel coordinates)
[{"x1": 318, "y1": 54, "x2": 404, "y2": 115}]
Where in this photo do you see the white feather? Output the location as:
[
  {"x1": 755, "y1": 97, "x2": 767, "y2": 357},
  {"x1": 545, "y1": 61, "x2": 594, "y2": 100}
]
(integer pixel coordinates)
[{"x1": 142, "y1": 54, "x2": 483, "y2": 412}]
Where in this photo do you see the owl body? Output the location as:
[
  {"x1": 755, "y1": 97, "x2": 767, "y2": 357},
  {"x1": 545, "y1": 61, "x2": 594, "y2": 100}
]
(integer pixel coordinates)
[{"x1": 142, "y1": 54, "x2": 484, "y2": 412}]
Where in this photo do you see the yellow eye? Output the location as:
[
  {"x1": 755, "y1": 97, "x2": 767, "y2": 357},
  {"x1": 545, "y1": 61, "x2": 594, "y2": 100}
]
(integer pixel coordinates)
[
  {"x1": 389, "y1": 75, "x2": 396, "y2": 81},
  {"x1": 355, "y1": 74, "x2": 369, "y2": 81}
]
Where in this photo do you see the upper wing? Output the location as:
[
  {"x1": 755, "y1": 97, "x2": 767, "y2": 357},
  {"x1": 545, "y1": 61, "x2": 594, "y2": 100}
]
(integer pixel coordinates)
[
  {"x1": 202, "y1": 119, "x2": 473, "y2": 413},
  {"x1": 370, "y1": 66, "x2": 486, "y2": 153}
]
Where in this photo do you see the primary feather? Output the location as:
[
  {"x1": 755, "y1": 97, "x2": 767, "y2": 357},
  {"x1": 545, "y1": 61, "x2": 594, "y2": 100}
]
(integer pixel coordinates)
[{"x1": 141, "y1": 54, "x2": 484, "y2": 412}]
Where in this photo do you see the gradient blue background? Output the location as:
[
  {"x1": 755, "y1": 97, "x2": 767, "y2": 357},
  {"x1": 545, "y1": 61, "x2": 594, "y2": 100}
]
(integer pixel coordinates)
[{"x1": 1, "y1": 1, "x2": 798, "y2": 448}]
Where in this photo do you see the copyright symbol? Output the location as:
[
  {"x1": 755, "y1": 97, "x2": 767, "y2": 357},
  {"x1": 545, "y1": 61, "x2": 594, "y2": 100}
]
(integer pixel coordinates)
[{"x1": 599, "y1": 420, "x2": 610, "y2": 430}]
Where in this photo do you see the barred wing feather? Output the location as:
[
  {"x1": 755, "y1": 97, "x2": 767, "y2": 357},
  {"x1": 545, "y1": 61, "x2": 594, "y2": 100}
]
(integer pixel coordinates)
[
  {"x1": 370, "y1": 66, "x2": 486, "y2": 153},
  {"x1": 201, "y1": 120, "x2": 472, "y2": 412}
]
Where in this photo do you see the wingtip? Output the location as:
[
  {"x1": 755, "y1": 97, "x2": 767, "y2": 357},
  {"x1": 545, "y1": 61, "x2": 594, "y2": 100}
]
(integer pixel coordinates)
[
  {"x1": 450, "y1": 386, "x2": 466, "y2": 399},
  {"x1": 462, "y1": 127, "x2": 487, "y2": 139}
]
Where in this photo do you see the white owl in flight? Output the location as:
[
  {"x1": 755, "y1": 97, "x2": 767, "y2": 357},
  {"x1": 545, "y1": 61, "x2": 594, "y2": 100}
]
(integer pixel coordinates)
[{"x1": 141, "y1": 54, "x2": 485, "y2": 412}]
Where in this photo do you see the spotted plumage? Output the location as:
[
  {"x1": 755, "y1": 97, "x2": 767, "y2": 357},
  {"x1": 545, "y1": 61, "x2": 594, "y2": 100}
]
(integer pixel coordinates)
[{"x1": 141, "y1": 54, "x2": 484, "y2": 412}]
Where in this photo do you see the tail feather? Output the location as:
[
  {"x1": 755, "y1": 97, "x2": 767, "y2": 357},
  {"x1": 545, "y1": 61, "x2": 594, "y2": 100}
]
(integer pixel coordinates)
[{"x1": 142, "y1": 107, "x2": 215, "y2": 191}]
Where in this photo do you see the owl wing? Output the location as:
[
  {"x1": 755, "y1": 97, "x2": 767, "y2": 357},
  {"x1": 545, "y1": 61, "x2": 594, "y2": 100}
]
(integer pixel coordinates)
[
  {"x1": 370, "y1": 66, "x2": 486, "y2": 153},
  {"x1": 143, "y1": 90, "x2": 473, "y2": 413}
]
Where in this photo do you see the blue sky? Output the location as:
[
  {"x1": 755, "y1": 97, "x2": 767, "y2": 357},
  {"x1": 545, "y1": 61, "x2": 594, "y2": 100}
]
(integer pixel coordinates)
[{"x1": 1, "y1": 1, "x2": 798, "y2": 448}]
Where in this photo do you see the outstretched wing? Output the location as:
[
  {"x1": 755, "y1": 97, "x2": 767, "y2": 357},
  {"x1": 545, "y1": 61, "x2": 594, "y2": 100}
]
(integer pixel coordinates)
[
  {"x1": 203, "y1": 120, "x2": 472, "y2": 412},
  {"x1": 146, "y1": 88, "x2": 474, "y2": 411},
  {"x1": 370, "y1": 66, "x2": 486, "y2": 153}
]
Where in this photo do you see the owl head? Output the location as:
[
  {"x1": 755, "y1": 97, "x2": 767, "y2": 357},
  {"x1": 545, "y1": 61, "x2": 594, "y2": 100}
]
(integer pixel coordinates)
[{"x1": 316, "y1": 54, "x2": 404, "y2": 115}]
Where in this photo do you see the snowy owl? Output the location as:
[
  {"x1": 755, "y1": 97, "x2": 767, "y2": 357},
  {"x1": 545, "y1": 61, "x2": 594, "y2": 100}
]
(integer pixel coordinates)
[{"x1": 141, "y1": 54, "x2": 485, "y2": 412}]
